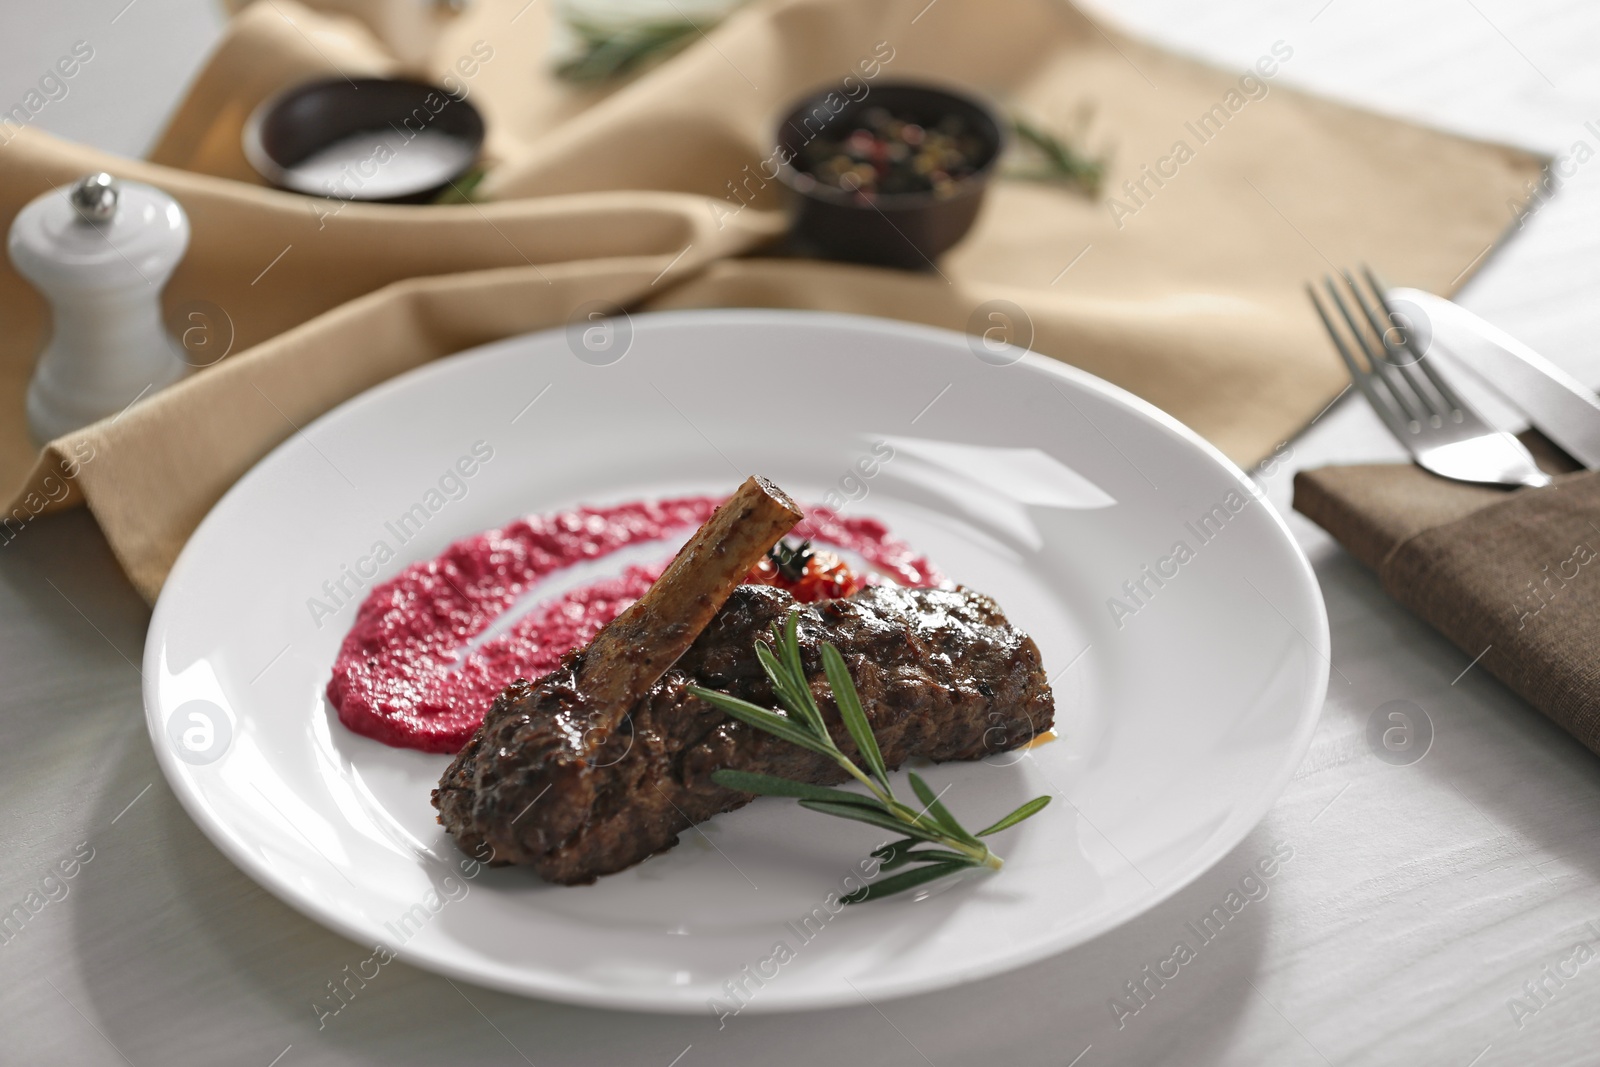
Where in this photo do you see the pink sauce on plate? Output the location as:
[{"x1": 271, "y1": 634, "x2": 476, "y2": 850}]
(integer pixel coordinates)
[{"x1": 326, "y1": 496, "x2": 941, "y2": 753}]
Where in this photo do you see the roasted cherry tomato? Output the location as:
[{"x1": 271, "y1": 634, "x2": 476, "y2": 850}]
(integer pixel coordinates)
[{"x1": 746, "y1": 541, "x2": 865, "y2": 603}]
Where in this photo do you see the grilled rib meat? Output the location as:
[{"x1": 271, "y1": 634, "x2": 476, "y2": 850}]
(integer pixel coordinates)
[{"x1": 434, "y1": 581, "x2": 1054, "y2": 884}]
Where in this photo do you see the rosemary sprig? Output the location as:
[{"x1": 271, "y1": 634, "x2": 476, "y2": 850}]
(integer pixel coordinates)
[
  {"x1": 690, "y1": 610, "x2": 1050, "y2": 903},
  {"x1": 554, "y1": 11, "x2": 716, "y2": 82},
  {"x1": 1006, "y1": 109, "x2": 1107, "y2": 197},
  {"x1": 433, "y1": 165, "x2": 489, "y2": 205}
]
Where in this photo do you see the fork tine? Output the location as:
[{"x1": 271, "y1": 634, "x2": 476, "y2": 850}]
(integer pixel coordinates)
[
  {"x1": 1306, "y1": 283, "x2": 1411, "y2": 440},
  {"x1": 1362, "y1": 264, "x2": 1468, "y2": 417},
  {"x1": 1348, "y1": 268, "x2": 1456, "y2": 425},
  {"x1": 1323, "y1": 275, "x2": 1425, "y2": 428},
  {"x1": 1338, "y1": 270, "x2": 1438, "y2": 424}
]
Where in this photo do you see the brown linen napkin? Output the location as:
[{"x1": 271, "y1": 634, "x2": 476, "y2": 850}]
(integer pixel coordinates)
[
  {"x1": 1295, "y1": 450, "x2": 1600, "y2": 756},
  {"x1": 1, "y1": 0, "x2": 1542, "y2": 602}
]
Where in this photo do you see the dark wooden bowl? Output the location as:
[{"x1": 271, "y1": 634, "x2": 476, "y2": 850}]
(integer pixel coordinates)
[
  {"x1": 775, "y1": 81, "x2": 1005, "y2": 270},
  {"x1": 243, "y1": 77, "x2": 485, "y2": 204}
]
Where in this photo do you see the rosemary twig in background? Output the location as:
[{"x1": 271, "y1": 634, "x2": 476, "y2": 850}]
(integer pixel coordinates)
[
  {"x1": 554, "y1": 0, "x2": 749, "y2": 84},
  {"x1": 433, "y1": 165, "x2": 489, "y2": 204},
  {"x1": 1006, "y1": 106, "x2": 1107, "y2": 197},
  {"x1": 556, "y1": 15, "x2": 700, "y2": 81},
  {"x1": 691, "y1": 610, "x2": 1051, "y2": 903}
]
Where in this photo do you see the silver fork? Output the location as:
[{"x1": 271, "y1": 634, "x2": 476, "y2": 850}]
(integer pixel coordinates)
[{"x1": 1308, "y1": 266, "x2": 1551, "y2": 489}]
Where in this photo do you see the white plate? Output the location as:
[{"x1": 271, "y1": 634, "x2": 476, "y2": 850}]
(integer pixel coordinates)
[{"x1": 144, "y1": 310, "x2": 1327, "y2": 1013}]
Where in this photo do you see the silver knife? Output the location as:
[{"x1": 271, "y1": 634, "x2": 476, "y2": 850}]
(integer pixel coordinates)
[{"x1": 1386, "y1": 287, "x2": 1600, "y2": 470}]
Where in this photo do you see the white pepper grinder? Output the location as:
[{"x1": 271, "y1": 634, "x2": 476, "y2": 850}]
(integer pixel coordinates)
[{"x1": 11, "y1": 172, "x2": 189, "y2": 443}]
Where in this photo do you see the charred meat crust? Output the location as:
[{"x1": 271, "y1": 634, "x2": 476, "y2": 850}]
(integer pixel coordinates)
[{"x1": 434, "y1": 582, "x2": 1054, "y2": 884}]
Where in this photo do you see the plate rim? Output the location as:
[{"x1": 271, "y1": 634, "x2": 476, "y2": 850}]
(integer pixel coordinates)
[{"x1": 143, "y1": 307, "x2": 1329, "y2": 1013}]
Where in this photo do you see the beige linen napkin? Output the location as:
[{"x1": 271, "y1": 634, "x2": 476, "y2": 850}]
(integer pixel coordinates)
[
  {"x1": 1294, "y1": 445, "x2": 1600, "y2": 757},
  {"x1": 1, "y1": 0, "x2": 1541, "y2": 602}
]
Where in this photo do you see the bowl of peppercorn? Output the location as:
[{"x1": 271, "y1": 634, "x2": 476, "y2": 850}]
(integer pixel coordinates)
[{"x1": 774, "y1": 81, "x2": 1005, "y2": 270}]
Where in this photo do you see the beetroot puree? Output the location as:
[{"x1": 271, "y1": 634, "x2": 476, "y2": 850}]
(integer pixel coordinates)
[{"x1": 326, "y1": 496, "x2": 941, "y2": 753}]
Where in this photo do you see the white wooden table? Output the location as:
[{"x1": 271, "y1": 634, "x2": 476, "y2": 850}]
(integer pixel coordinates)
[{"x1": 5, "y1": 1, "x2": 1600, "y2": 1063}]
